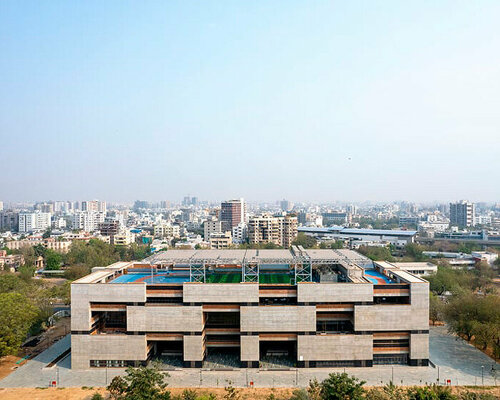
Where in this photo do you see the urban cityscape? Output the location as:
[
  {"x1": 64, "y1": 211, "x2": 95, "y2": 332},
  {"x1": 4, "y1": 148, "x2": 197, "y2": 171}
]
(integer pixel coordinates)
[{"x1": 1, "y1": 1, "x2": 500, "y2": 399}]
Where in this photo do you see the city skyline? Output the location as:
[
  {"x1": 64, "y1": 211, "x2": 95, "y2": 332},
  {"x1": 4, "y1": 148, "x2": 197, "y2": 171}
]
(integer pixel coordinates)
[{"x1": 1, "y1": 1, "x2": 500, "y2": 202}]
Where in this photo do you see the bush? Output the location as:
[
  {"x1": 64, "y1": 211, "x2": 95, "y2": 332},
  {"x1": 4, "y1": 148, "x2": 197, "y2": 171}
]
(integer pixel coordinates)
[
  {"x1": 289, "y1": 389, "x2": 310, "y2": 400},
  {"x1": 107, "y1": 365, "x2": 170, "y2": 400},
  {"x1": 91, "y1": 393, "x2": 104, "y2": 400},
  {"x1": 319, "y1": 373, "x2": 365, "y2": 400}
]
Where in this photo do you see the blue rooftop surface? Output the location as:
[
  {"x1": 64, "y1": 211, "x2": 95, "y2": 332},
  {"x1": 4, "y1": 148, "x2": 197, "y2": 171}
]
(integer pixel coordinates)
[
  {"x1": 111, "y1": 272, "x2": 190, "y2": 284},
  {"x1": 364, "y1": 269, "x2": 393, "y2": 284}
]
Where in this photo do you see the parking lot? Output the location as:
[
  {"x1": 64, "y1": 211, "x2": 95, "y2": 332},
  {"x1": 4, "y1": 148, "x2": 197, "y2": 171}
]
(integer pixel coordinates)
[{"x1": 0, "y1": 326, "x2": 498, "y2": 388}]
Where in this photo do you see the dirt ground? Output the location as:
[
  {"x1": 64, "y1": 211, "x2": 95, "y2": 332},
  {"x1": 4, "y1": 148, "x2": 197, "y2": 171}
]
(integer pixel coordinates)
[
  {"x1": 0, "y1": 386, "x2": 498, "y2": 400},
  {"x1": 0, "y1": 356, "x2": 22, "y2": 381}
]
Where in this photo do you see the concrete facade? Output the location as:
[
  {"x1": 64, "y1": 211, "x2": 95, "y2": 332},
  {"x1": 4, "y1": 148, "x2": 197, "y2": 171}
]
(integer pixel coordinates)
[
  {"x1": 297, "y1": 335, "x2": 373, "y2": 361},
  {"x1": 71, "y1": 250, "x2": 429, "y2": 370}
]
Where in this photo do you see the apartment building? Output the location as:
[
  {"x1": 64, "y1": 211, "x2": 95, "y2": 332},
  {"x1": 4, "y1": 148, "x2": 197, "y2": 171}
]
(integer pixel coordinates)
[
  {"x1": 6, "y1": 238, "x2": 72, "y2": 253},
  {"x1": 153, "y1": 223, "x2": 181, "y2": 239},
  {"x1": 209, "y1": 231, "x2": 232, "y2": 249},
  {"x1": 0, "y1": 211, "x2": 19, "y2": 232},
  {"x1": 248, "y1": 215, "x2": 298, "y2": 248},
  {"x1": 450, "y1": 201, "x2": 475, "y2": 228},
  {"x1": 232, "y1": 222, "x2": 248, "y2": 244},
  {"x1": 220, "y1": 199, "x2": 246, "y2": 232},
  {"x1": 71, "y1": 248, "x2": 429, "y2": 370},
  {"x1": 72, "y1": 211, "x2": 106, "y2": 232},
  {"x1": 18, "y1": 212, "x2": 51, "y2": 233},
  {"x1": 82, "y1": 200, "x2": 107, "y2": 213},
  {"x1": 203, "y1": 220, "x2": 222, "y2": 241}
]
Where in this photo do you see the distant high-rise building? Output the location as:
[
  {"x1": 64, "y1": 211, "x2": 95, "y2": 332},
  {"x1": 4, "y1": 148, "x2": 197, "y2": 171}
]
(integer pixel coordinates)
[
  {"x1": 0, "y1": 201, "x2": 3, "y2": 211},
  {"x1": 248, "y1": 214, "x2": 298, "y2": 248},
  {"x1": 0, "y1": 211, "x2": 18, "y2": 232},
  {"x1": 72, "y1": 211, "x2": 105, "y2": 232},
  {"x1": 18, "y1": 212, "x2": 51, "y2": 233},
  {"x1": 133, "y1": 200, "x2": 149, "y2": 211},
  {"x1": 450, "y1": 200, "x2": 475, "y2": 228},
  {"x1": 82, "y1": 200, "x2": 106, "y2": 213},
  {"x1": 280, "y1": 199, "x2": 293, "y2": 212},
  {"x1": 191, "y1": 197, "x2": 198, "y2": 206},
  {"x1": 220, "y1": 198, "x2": 246, "y2": 232},
  {"x1": 347, "y1": 205, "x2": 357, "y2": 215},
  {"x1": 450, "y1": 201, "x2": 475, "y2": 228}
]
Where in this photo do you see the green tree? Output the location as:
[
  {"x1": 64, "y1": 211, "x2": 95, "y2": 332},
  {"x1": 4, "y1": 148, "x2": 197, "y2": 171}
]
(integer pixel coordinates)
[
  {"x1": 0, "y1": 292, "x2": 38, "y2": 356},
  {"x1": 292, "y1": 233, "x2": 317, "y2": 249},
  {"x1": 45, "y1": 249, "x2": 62, "y2": 270},
  {"x1": 357, "y1": 246, "x2": 394, "y2": 262},
  {"x1": 405, "y1": 244, "x2": 426, "y2": 261},
  {"x1": 319, "y1": 373, "x2": 365, "y2": 400},
  {"x1": 107, "y1": 365, "x2": 171, "y2": 400},
  {"x1": 429, "y1": 293, "x2": 444, "y2": 325}
]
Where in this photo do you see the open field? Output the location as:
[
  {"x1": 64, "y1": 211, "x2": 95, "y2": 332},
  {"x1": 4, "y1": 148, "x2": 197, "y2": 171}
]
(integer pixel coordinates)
[{"x1": 0, "y1": 386, "x2": 499, "y2": 400}]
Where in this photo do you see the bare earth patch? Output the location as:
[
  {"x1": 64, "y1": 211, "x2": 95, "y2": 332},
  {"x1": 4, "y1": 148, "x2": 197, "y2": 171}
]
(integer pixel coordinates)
[{"x1": 0, "y1": 386, "x2": 498, "y2": 400}]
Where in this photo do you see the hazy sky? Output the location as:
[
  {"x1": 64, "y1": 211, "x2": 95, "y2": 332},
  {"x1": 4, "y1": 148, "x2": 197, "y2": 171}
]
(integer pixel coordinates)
[{"x1": 1, "y1": 1, "x2": 499, "y2": 203}]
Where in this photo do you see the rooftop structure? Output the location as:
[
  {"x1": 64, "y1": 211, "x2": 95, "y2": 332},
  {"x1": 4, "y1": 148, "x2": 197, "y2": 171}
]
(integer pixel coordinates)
[
  {"x1": 298, "y1": 227, "x2": 417, "y2": 244},
  {"x1": 71, "y1": 249, "x2": 429, "y2": 370}
]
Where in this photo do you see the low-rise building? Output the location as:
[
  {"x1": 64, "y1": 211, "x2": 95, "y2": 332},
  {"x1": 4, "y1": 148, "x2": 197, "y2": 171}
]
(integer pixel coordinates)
[
  {"x1": 375, "y1": 261, "x2": 437, "y2": 277},
  {"x1": 209, "y1": 231, "x2": 232, "y2": 249},
  {"x1": 70, "y1": 249, "x2": 429, "y2": 370},
  {"x1": 153, "y1": 223, "x2": 180, "y2": 239}
]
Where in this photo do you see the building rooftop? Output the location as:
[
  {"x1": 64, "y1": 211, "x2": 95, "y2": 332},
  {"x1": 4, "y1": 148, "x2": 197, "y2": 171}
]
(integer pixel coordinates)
[{"x1": 74, "y1": 249, "x2": 427, "y2": 286}]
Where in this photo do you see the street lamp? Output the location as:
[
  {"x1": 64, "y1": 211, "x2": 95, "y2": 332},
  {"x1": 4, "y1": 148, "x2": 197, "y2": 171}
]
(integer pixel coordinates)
[{"x1": 481, "y1": 365, "x2": 484, "y2": 386}]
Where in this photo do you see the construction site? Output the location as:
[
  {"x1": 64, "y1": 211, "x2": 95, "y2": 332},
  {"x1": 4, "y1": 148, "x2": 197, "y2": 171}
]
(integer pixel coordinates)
[{"x1": 70, "y1": 248, "x2": 429, "y2": 370}]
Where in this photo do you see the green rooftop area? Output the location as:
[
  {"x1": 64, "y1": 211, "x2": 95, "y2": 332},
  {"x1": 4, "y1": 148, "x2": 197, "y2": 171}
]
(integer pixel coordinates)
[
  {"x1": 204, "y1": 272, "x2": 293, "y2": 284},
  {"x1": 206, "y1": 273, "x2": 242, "y2": 283},
  {"x1": 259, "y1": 273, "x2": 292, "y2": 284}
]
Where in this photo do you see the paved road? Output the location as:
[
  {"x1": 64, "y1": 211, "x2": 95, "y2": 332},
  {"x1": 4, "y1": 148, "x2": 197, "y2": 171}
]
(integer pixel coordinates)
[{"x1": 0, "y1": 327, "x2": 498, "y2": 388}]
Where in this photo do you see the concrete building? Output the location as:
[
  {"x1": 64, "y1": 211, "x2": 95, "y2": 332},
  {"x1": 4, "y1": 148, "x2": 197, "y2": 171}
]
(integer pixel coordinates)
[
  {"x1": 374, "y1": 261, "x2": 437, "y2": 277},
  {"x1": 153, "y1": 223, "x2": 181, "y2": 239},
  {"x1": 0, "y1": 211, "x2": 18, "y2": 232},
  {"x1": 299, "y1": 227, "x2": 417, "y2": 246},
  {"x1": 82, "y1": 200, "x2": 107, "y2": 214},
  {"x1": 99, "y1": 220, "x2": 121, "y2": 236},
  {"x1": 220, "y1": 199, "x2": 246, "y2": 232},
  {"x1": 322, "y1": 212, "x2": 350, "y2": 226},
  {"x1": 203, "y1": 220, "x2": 223, "y2": 241},
  {"x1": 72, "y1": 211, "x2": 106, "y2": 232},
  {"x1": 5, "y1": 238, "x2": 71, "y2": 253},
  {"x1": 70, "y1": 248, "x2": 429, "y2": 370},
  {"x1": 112, "y1": 232, "x2": 135, "y2": 246},
  {"x1": 471, "y1": 251, "x2": 498, "y2": 266},
  {"x1": 18, "y1": 212, "x2": 51, "y2": 233},
  {"x1": 0, "y1": 201, "x2": 3, "y2": 211},
  {"x1": 209, "y1": 231, "x2": 232, "y2": 249},
  {"x1": 280, "y1": 199, "x2": 293, "y2": 212},
  {"x1": 248, "y1": 215, "x2": 298, "y2": 248},
  {"x1": 450, "y1": 201, "x2": 475, "y2": 228},
  {"x1": 232, "y1": 222, "x2": 248, "y2": 244}
]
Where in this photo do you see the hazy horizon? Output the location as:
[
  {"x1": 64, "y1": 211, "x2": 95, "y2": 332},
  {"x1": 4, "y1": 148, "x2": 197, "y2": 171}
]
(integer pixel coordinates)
[{"x1": 1, "y1": 1, "x2": 499, "y2": 203}]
